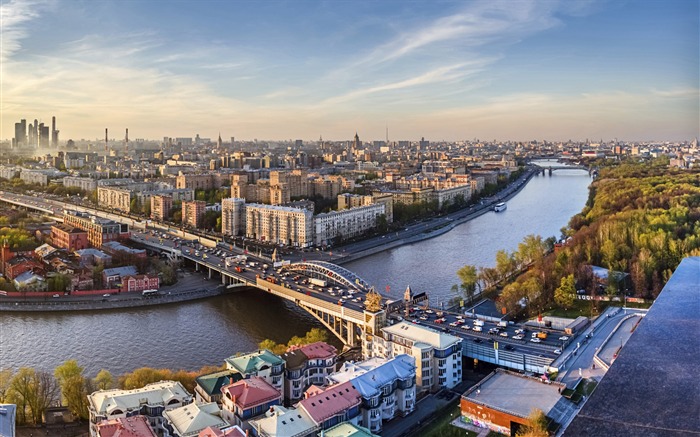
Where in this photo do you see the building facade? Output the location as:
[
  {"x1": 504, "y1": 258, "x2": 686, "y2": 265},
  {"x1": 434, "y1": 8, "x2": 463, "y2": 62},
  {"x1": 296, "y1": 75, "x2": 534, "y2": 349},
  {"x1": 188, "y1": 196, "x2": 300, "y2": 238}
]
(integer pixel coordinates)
[
  {"x1": 245, "y1": 204, "x2": 313, "y2": 248},
  {"x1": 63, "y1": 210, "x2": 130, "y2": 248},
  {"x1": 313, "y1": 203, "x2": 385, "y2": 247},
  {"x1": 50, "y1": 223, "x2": 89, "y2": 251},
  {"x1": 151, "y1": 195, "x2": 173, "y2": 221},
  {"x1": 182, "y1": 200, "x2": 206, "y2": 228},
  {"x1": 221, "y1": 198, "x2": 246, "y2": 236},
  {"x1": 281, "y1": 342, "x2": 338, "y2": 405}
]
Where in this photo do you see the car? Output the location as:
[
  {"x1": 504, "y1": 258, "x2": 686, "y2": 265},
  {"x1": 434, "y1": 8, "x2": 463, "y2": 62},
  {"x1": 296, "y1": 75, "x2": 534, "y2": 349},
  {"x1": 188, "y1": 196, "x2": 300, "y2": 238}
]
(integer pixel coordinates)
[
  {"x1": 515, "y1": 329, "x2": 525, "y2": 335},
  {"x1": 499, "y1": 331, "x2": 509, "y2": 337},
  {"x1": 554, "y1": 348, "x2": 562, "y2": 355},
  {"x1": 461, "y1": 325, "x2": 471, "y2": 330},
  {"x1": 513, "y1": 334, "x2": 524, "y2": 340},
  {"x1": 530, "y1": 338, "x2": 541, "y2": 343},
  {"x1": 559, "y1": 336, "x2": 569, "y2": 341},
  {"x1": 103, "y1": 294, "x2": 111, "y2": 297},
  {"x1": 52, "y1": 294, "x2": 60, "y2": 298},
  {"x1": 449, "y1": 322, "x2": 459, "y2": 327}
]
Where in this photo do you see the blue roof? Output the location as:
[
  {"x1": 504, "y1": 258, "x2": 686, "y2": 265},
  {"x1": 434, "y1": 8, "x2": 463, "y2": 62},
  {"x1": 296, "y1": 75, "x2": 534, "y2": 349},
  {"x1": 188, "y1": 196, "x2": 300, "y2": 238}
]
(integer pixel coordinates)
[
  {"x1": 102, "y1": 266, "x2": 138, "y2": 277},
  {"x1": 350, "y1": 355, "x2": 415, "y2": 398}
]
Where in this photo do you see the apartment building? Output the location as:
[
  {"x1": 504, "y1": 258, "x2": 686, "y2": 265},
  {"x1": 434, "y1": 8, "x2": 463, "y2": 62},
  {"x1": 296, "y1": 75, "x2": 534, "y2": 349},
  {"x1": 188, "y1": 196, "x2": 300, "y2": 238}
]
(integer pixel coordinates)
[
  {"x1": 87, "y1": 381, "x2": 193, "y2": 437},
  {"x1": 50, "y1": 223, "x2": 88, "y2": 251},
  {"x1": 224, "y1": 349, "x2": 285, "y2": 393},
  {"x1": 326, "y1": 355, "x2": 416, "y2": 433},
  {"x1": 373, "y1": 321, "x2": 463, "y2": 391},
  {"x1": 182, "y1": 200, "x2": 206, "y2": 228},
  {"x1": 62, "y1": 176, "x2": 98, "y2": 192},
  {"x1": 245, "y1": 204, "x2": 313, "y2": 248},
  {"x1": 281, "y1": 342, "x2": 338, "y2": 405},
  {"x1": 63, "y1": 210, "x2": 129, "y2": 248},
  {"x1": 221, "y1": 198, "x2": 246, "y2": 236},
  {"x1": 220, "y1": 377, "x2": 282, "y2": 429},
  {"x1": 151, "y1": 195, "x2": 173, "y2": 221},
  {"x1": 313, "y1": 203, "x2": 385, "y2": 247}
]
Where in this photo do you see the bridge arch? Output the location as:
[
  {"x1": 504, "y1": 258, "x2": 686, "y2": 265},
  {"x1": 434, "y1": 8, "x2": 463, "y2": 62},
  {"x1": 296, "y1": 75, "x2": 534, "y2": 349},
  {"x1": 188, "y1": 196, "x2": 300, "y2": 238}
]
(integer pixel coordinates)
[{"x1": 282, "y1": 261, "x2": 372, "y2": 293}]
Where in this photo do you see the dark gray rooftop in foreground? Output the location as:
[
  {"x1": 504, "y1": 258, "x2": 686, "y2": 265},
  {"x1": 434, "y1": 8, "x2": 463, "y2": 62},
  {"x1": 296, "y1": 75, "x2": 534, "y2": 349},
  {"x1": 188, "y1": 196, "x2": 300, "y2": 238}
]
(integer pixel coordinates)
[{"x1": 564, "y1": 257, "x2": 700, "y2": 437}]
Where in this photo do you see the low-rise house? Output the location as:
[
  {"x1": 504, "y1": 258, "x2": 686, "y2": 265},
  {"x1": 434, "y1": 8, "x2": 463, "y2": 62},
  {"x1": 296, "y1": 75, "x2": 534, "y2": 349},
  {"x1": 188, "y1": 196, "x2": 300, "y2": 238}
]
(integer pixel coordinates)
[
  {"x1": 75, "y1": 248, "x2": 112, "y2": 267},
  {"x1": 197, "y1": 425, "x2": 246, "y2": 437},
  {"x1": 163, "y1": 402, "x2": 229, "y2": 437},
  {"x1": 70, "y1": 269, "x2": 95, "y2": 292},
  {"x1": 297, "y1": 381, "x2": 362, "y2": 431},
  {"x1": 96, "y1": 415, "x2": 157, "y2": 437},
  {"x1": 195, "y1": 370, "x2": 243, "y2": 404},
  {"x1": 326, "y1": 355, "x2": 416, "y2": 433},
  {"x1": 249, "y1": 405, "x2": 318, "y2": 437},
  {"x1": 13, "y1": 270, "x2": 47, "y2": 292},
  {"x1": 225, "y1": 350, "x2": 285, "y2": 393},
  {"x1": 102, "y1": 266, "x2": 138, "y2": 288},
  {"x1": 121, "y1": 274, "x2": 160, "y2": 293},
  {"x1": 320, "y1": 422, "x2": 379, "y2": 437},
  {"x1": 87, "y1": 381, "x2": 193, "y2": 437},
  {"x1": 102, "y1": 241, "x2": 147, "y2": 259},
  {"x1": 220, "y1": 376, "x2": 282, "y2": 429},
  {"x1": 282, "y1": 342, "x2": 338, "y2": 405},
  {"x1": 4, "y1": 256, "x2": 43, "y2": 280}
]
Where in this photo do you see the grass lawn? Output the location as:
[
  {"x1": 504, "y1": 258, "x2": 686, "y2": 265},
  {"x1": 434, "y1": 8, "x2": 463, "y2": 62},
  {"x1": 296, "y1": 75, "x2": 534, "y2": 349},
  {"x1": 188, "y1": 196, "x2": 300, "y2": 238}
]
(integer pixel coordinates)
[
  {"x1": 575, "y1": 378, "x2": 598, "y2": 396},
  {"x1": 422, "y1": 405, "x2": 477, "y2": 437}
]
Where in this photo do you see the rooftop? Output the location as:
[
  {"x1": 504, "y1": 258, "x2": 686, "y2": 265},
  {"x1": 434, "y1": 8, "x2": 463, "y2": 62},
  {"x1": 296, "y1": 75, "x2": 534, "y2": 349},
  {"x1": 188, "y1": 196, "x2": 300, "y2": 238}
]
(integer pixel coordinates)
[
  {"x1": 225, "y1": 349, "x2": 284, "y2": 375},
  {"x1": 462, "y1": 369, "x2": 566, "y2": 420},
  {"x1": 88, "y1": 381, "x2": 191, "y2": 415},
  {"x1": 382, "y1": 321, "x2": 462, "y2": 350},
  {"x1": 248, "y1": 405, "x2": 317, "y2": 437},
  {"x1": 298, "y1": 381, "x2": 361, "y2": 425},
  {"x1": 220, "y1": 376, "x2": 280, "y2": 409},
  {"x1": 195, "y1": 369, "x2": 243, "y2": 397},
  {"x1": 321, "y1": 422, "x2": 380, "y2": 437},
  {"x1": 328, "y1": 355, "x2": 415, "y2": 399},
  {"x1": 563, "y1": 257, "x2": 700, "y2": 436},
  {"x1": 96, "y1": 415, "x2": 157, "y2": 437},
  {"x1": 102, "y1": 266, "x2": 138, "y2": 278},
  {"x1": 163, "y1": 402, "x2": 228, "y2": 437}
]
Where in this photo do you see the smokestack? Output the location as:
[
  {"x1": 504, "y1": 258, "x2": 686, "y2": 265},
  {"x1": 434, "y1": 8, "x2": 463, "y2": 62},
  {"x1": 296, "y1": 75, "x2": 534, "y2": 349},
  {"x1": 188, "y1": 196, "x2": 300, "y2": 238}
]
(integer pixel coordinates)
[
  {"x1": 125, "y1": 128, "x2": 129, "y2": 143},
  {"x1": 105, "y1": 128, "x2": 108, "y2": 152}
]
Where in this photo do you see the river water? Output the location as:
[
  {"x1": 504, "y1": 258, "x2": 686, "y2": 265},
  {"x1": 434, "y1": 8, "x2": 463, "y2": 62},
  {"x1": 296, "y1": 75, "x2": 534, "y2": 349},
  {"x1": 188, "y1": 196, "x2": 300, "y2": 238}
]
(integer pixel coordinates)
[{"x1": 0, "y1": 162, "x2": 591, "y2": 376}]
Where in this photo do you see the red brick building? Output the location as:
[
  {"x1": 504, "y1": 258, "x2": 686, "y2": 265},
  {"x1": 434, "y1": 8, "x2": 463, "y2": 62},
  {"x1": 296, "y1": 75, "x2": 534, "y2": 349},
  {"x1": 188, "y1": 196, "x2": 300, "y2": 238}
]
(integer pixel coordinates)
[
  {"x1": 51, "y1": 223, "x2": 89, "y2": 251},
  {"x1": 121, "y1": 274, "x2": 160, "y2": 293},
  {"x1": 4, "y1": 256, "x2": 43, "y2": 280},
  {"x1": 182, "y1": 200, "x2": 206, "y2": 228}
]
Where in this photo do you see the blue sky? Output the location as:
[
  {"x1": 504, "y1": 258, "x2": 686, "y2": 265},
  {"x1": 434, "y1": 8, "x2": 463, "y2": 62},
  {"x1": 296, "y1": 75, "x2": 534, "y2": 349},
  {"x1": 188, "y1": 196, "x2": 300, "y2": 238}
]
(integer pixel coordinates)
[{"x1": 1, "y1": 0, "x2": 698, "y2": 142}]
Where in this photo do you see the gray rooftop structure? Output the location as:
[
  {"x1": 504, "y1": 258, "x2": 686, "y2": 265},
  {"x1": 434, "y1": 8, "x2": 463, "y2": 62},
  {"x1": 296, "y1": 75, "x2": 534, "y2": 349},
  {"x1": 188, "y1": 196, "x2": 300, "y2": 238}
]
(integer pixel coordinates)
[{"x1": 564, "y1": 257, "x2": 700, "y2": 436}]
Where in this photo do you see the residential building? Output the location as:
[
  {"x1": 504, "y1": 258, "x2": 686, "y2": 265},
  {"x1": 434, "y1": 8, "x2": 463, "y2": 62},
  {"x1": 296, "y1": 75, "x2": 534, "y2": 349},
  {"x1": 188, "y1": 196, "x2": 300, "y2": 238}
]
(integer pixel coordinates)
[
  {"x1": 163, "y1": 402, "x2": 229, "y2": 437},
  {"x1": 102, "y1": 241, "x2": 147, "y2": 259},
  {"x1": 374, "y1": 321, "x2": 463, "y2": 391},
  {"x1": 87, "y1": 381, "x2": 193, "y2": 437},
  {"x1": 313, "y1": 203, "x2": 385, "y2": 247},
  {"x1": 220, "y1": 377, "x2": 282, "y2": 429},
  {"x1": 74, "y1": 248, "x2": 112, "y2": 267},
  {"x1": 297, "y1": 381, "x2": 362, "y2": 431},
  {"x1": 50, "y1": 223, "x2": 89, "y2": 251},
  {"x1": 326, "y1": 355, "x2": 416, "y2": 433},
  {"x1": 102, "y1": 266, "x2": 138, "y2": 288},
  {"x1": 176, "y1": 173, "x2": 228, "y2": 191},
  {"x1": 152, "y1": 195, "x2": 173, "y2": 221},
  {"x1": 195, "y1": 370, "x2": 243, "y2": 404},
  {"x1": 197, "y1": 426, "x2": 246, "y2": 437},
  {"x1": 183, "y1": 200, "x2": 206, "y2": 228},
  {"x1": 245, "y1": 204, "x2": 313, "y2": 248},
  {"x1": 96, "y1": 416, "x2": 157, "y2": 437},
  {"x1": 4, "y1": 256, "x2": 43, "y2": 281},
  {"x1": 225, "y1": 350, "x2": 285, "y2": 393},
  {"x1": 121, "y1": 274, "x2": 159, "y2": 293},
  {"x1": 221, "y1": 198, "x2": 246, "y2": 236},
  {"x1": 281, "y1": 342, "x2": 338, "y2": 405},
  {"x1": 63, "y1": 210, "x2": 130, "y2": 248},
  {"x1": 248, "y1": 405, "x2": 318, "y2": 437},
  {"x1": 320, "y1": 422, "x2": 379, "y2": 437},
  {"x1": 62, "y1": 176, "x2": 98, "y2": 192},
  {"x1": 13, "y1": 270, "x2": 47, "y2": 292},
  {"x1": 20, "y1": 169, "x2": 65, "y2": 185},
  {"x1": 97, "y1": 186, "x2": 132, "y2": 212}
]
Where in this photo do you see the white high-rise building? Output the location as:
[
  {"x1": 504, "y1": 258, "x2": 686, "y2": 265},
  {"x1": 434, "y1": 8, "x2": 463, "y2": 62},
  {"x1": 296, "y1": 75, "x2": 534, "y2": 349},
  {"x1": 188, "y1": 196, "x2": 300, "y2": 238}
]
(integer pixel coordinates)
[
  {"x1": 221, "y1": 197, "x2": 246, "y2": 236},
  {"x1": 245, "y1": 204, "x2": 313, "y2": 248}
]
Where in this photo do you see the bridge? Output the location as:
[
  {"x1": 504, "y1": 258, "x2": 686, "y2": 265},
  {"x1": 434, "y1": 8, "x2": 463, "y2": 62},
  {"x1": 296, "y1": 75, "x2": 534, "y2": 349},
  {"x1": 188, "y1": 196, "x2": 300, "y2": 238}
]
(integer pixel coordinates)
[{"x1": 531, "y1": 163, "x2": 589, "y2": 175}]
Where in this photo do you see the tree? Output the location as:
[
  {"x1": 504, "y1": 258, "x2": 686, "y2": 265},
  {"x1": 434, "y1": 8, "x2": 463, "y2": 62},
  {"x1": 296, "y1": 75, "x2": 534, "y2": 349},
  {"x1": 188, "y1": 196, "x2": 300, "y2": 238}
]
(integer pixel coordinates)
[
  {"x1": 554, "y1": 274, "x2": 576, "y2": 309},
  {"x1": 516, "y1": 408, "x2": 549, "y2": 437},
  {"x1": 8, "y1": 367, "x2": 58, "y2": 425},
  {"x1": 0, "y1": 369, "x2": 13, "y2": 402},
  {"x1": 456, "y1": 265, "x2": 479, "y2": 305},
  {"x1": 94, "y1": 369, "x2": 114, "y2": 390},
  {"x1": 55, "y1": 360, "x2": 89, "y2": 420}
]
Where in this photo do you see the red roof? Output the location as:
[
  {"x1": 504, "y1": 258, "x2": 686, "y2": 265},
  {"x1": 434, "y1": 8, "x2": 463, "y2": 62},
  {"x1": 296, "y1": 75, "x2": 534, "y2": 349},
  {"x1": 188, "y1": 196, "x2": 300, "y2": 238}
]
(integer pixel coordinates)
[
  {"x1": 198, "y1": 426, "x2": 246, "y2": 437},
  {"x1": 298, "y1": 341, "x2": 337, "y2": 360},
  {"x1": 97, "y1": 416, "x2": 157, "y2": 437},
  {"x1": 298, "y1": 381, "x2": 361, "y2": 424},
  {"x1": 221, "y1": 376, "x2": 281, "y2": 409}
]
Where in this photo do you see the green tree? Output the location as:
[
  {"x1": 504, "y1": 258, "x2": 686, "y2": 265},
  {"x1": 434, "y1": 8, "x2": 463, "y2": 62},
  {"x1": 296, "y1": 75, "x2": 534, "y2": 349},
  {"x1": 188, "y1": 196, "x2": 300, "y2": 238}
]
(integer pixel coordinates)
[
  {"x1": 554, "y1": 274, "x2": 576, "y2": 309},
  {"x1": 94, "y1": 369, "x2": 114, "y2": 391},
  {"x1": 456, "y1": 264, "x2": 479, "y2": 305},
  {"x1": 55, "y1": 360, "x2": 89, "y2": 420},
  {"x1": 0, "y1": 369, "x2": 13, "y2": 402}
]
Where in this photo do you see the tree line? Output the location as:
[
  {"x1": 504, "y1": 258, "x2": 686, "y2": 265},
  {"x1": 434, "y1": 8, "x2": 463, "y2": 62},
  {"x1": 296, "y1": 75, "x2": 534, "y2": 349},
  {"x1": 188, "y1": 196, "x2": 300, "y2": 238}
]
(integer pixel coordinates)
[{"x1": 454, "y1": 157, "x2": 700, "y2": 317}]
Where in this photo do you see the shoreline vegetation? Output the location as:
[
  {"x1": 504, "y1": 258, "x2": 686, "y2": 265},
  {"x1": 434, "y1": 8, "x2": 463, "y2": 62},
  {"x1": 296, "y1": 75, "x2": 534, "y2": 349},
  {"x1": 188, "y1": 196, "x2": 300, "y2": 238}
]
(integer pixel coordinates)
[
  {"x1": 453, "y1": 157, "x2": 700, "y2": 320},
  {"x1": 0, "y1": 328, "x2": 329, "y2": 426}
]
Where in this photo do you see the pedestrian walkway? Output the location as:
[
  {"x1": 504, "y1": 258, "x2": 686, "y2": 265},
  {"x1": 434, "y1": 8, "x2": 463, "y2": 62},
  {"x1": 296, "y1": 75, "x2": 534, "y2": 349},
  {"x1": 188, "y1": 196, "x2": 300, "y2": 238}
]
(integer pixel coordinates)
[{"x1": 597, "y1": 314, "x2": 641, "y2": 367}]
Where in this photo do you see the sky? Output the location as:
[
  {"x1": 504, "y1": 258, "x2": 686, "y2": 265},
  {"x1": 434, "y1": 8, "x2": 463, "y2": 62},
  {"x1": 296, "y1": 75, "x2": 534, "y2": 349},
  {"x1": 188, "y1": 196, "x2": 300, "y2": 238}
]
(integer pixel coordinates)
[{"x1": 1, "y1": 0, "x2": 698, "y2": 143}]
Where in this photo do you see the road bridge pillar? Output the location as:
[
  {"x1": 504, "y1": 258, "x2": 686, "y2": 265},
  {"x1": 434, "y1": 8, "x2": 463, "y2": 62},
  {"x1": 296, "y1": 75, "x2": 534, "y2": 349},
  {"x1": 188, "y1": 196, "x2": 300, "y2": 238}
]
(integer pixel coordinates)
[
  {"x1": 208, "y1": 267, "x2": 212, "y2": 279},
  {"x1": 346, "y1": 321, "x2": 356, "y2": 347}
]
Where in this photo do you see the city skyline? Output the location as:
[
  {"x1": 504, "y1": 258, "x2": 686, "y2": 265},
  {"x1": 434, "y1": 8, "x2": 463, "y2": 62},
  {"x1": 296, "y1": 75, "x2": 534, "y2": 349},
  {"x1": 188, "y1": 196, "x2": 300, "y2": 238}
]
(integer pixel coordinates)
[{"x1": 1, "y1": 0, "x2": 698, "y2": 143}]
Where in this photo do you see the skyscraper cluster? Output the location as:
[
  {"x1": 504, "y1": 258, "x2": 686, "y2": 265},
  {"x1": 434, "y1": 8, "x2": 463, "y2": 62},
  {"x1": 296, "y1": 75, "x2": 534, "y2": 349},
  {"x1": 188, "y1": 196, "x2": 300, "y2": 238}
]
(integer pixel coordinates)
[{"x1": 12, "y1": 116, "x2": 59, "y2": 149}]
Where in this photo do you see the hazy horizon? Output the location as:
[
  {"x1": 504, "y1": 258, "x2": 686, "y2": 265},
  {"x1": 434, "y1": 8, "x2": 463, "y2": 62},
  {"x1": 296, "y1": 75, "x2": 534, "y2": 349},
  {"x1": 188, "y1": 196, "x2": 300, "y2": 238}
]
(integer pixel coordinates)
[{"x1": 1, "y1": 0, "x2": 698, "y2": 143}]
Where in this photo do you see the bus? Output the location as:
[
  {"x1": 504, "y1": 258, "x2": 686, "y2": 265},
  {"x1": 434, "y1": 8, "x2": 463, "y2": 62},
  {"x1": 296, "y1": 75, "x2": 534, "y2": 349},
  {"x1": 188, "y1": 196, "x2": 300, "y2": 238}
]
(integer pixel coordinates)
[{"x1": 142, "y1": 289, "x2": 159, "y2": 298}]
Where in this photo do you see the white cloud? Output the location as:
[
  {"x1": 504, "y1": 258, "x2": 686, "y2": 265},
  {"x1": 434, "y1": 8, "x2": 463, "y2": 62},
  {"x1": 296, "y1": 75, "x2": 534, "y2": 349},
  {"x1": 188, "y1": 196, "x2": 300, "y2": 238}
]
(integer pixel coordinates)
[{"x1": 0, "y1": 0, "x2": 51, "y2": 62}]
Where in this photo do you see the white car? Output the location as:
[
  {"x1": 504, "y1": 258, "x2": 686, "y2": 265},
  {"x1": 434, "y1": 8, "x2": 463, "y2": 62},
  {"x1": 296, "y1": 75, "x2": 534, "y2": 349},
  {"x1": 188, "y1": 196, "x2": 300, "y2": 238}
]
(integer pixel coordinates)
[
  {"x1": 513, "y1": 334, "x2": 524, "y2": 340},
  {"x1": 499, "y1": 331, "x2": 509, "y2": 337},
  {"x1": 554, "y1": 349, "x2": 562, "y2": 355},
  {"x1": 461, "y1": 325, "x2": 471, "y2": 330},
  {"x1": 559, "y1": 336, "x2": 569, "y2": 341},
  {"x1": 530, "y1": 338, "x2": 542, "y2": 343}
]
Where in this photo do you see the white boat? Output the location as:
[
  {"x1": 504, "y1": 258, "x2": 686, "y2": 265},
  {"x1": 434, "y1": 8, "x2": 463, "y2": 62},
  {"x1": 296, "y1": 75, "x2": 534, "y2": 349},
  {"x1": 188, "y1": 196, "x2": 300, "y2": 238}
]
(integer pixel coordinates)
[{"x1": 494, "y1": 202, "x2": 507, "y2": 212}]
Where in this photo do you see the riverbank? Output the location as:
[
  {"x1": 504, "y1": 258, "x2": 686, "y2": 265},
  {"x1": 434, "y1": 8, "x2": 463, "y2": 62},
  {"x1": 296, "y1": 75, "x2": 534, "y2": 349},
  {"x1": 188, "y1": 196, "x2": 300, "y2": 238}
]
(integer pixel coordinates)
[{"x1": 0, "y1": 167, "x2": 538, "y2": 312}]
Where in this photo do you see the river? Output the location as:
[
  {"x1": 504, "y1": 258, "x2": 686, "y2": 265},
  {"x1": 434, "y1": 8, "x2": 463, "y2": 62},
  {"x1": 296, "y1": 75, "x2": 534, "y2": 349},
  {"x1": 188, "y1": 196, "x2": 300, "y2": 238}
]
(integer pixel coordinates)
[{"x1": 0, "y1": 162, "x2": 591, "y2": 376}]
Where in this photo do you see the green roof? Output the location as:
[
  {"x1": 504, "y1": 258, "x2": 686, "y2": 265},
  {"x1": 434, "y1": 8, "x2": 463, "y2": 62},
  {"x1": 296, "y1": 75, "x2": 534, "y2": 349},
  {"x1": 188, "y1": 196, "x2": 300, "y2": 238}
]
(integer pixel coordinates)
[
  {"x1": 225, "y1": 349, "x2": 284, "y2": 375},
  {"x1": 195, "y1": 369, "x2": 243, "y2": 396}
]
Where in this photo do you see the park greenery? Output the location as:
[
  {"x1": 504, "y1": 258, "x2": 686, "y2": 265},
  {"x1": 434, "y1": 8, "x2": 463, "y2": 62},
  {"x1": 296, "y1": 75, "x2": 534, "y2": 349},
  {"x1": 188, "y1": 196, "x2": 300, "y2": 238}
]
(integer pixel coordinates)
[
  {"x1": 258, "y1": 327, "x2": 330, "y2": 355},
  {"x1": 455, "y1": 158, "x2": 700, "y2": 318}
]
